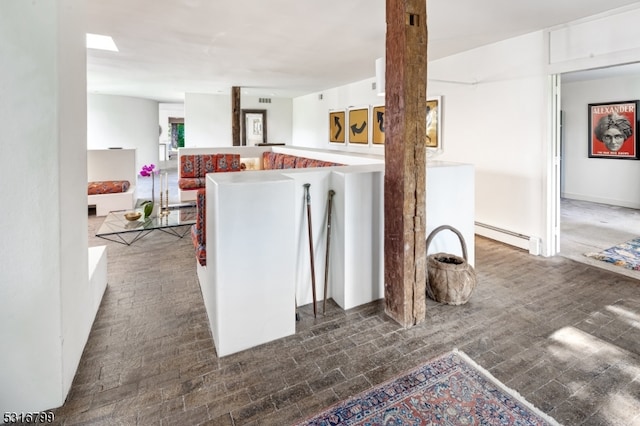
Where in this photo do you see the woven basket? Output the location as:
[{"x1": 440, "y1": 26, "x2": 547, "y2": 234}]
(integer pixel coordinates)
[{"x1": 426, "y1": 225, "x2": 477, "y2": 305}]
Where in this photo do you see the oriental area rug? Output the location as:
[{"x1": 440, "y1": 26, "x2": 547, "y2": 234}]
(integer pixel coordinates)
[
  {"x1": 584, "y1": 237, "x2": 640, "y2": 271},
  {"x1": 296, "y1": 350, "x2": 561, "y2": 426}
]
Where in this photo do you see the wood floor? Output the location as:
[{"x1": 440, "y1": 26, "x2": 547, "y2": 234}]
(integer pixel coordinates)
[
  {"x1": 52, "y1": 188, "x2": 640, "y2": 425},
  {"x1": 560, "y1": 198, "x2": 640, "y2": 281}
]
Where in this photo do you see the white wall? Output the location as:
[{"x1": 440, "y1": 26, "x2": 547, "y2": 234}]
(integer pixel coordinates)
[
  {"x1": 292, "y1": 5, "x2": 640, "y2": 256},
  {"x1": 184, "y1": 93, "x2": 294, "y2": 147},
  {"x1": 548, "y1": 5, "x2": 640, "y2": 76},
  {"x1": 184, "y1": 93, "x2": 232, "y2": 147},
  {"x1": 0, "y1": 0, "x2": 91, "y2": 413},
  {"x1": 561, "y1": 73, "x2": 640, "y2": 208},
  {"x1": 241, "y1": 96, "x2": 293, "y2": 145},
  {"x1": 292, "y1": 32, "x2": 549, "y2": 251},
  {"x1": 88, "y1": 94, "x2": 159, "y2": 173},
  {"x1": 428, "y1": 32, "x2": 549, "y2": 250},
  {"x1": 293, "y1": 78, "x2": 386, "y2": 157},
  {"x1": 549, "y1": 5, "x2": 640, "y2": 208}
]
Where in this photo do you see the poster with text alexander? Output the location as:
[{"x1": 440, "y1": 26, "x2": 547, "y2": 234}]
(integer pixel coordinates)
[{"x1": 588, "y1": 100, "x2": 639, "y2": 159}]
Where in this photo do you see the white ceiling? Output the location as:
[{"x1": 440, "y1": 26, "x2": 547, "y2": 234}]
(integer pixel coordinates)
[{"x1": 85, "y1": 0, "x2": 640, "y2": 102}]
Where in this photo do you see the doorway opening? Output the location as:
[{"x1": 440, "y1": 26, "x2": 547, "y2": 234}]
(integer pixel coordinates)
[
  {"x1": 241, "y1": 109, "x2": 267, "y2": 146},
  {"x1": 553, "y1": 64, "x2": 640, "y2": 280}
]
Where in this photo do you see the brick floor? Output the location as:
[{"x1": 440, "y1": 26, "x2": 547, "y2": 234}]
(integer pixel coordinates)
[{"x1": 46, "y1": 217, "x2": 640, "y2": 425}]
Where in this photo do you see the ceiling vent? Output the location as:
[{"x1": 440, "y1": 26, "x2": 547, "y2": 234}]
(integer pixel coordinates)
[{"x1": 258, "y1": 98, "x2": 272, "y2": 104}]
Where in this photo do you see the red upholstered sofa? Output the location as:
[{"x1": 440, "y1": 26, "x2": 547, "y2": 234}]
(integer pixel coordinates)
[
  {"x1": 189, "y1": 151, "x2": 343, "y2": 266},
  {"x1": 178, "y1": 154, "x2": 241, "y2": 193},
  {"x1": 261, "y1": 151, "x2": 341, "y2": 169}
]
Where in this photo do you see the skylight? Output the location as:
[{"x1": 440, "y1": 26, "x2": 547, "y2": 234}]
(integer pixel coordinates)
[{"x1": 86, "y1": 33, "x2": 118, "y2": 52}]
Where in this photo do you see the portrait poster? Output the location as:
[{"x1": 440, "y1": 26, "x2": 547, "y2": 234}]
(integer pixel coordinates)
[
  {"x1": 348, "y1": 107, "x2": 369, "y2": 144},
  {"x1": 372, "y1": 106, "x2": 385, "y2": 145},
  {"x1": 329, "y1": 111, "x2": 345, "y2": 143},
  {"x1": 426, "y1": 96, "x2": 441, "y2": 148},
  {"x1": 588, "y1": 100, "x2": 639, "y2": 159}
]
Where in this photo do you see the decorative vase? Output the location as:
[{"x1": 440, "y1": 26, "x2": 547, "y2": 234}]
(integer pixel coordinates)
[
  {"x1": 150, "y1": 202, "x2": 159, "y2": 218},
  {"x1": 143, "y1": 200, "x2": 156, "y2": 219}
]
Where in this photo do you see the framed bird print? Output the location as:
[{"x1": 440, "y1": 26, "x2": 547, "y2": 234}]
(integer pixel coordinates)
[
  {"x1": 329, "y1": 110, "x2": 346, "y2": 143},
  {"x1": 372, "y1": 105, "x2": 385, "y2": 145},
  {"x1": 348, "y1": 107, "x2": 369, "y2": 144},
  {"x1": 426, "y1": 96, "x2": 441, "y2": 149}
]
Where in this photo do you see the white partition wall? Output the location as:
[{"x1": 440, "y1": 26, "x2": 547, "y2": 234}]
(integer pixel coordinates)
[
  {"x1": 204, "y1": 172, "x2": 296, "y2": 357},
  {"x1": 194, "y1": 148, "x2": 475, "y2": 357},
  {"x1": 329, "y1": 166, "x2": 385, "y2": 309}
]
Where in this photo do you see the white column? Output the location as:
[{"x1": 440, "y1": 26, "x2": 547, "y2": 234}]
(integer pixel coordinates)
[{"x1": 0, "y1": 0, "x2": 91, "y2": 413}]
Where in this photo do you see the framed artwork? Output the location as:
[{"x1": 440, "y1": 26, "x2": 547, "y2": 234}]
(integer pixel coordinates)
[
  {"x1": 329, "y1": 111, "x2": 346, "y2": 143},
  {"x1": 372, "y1": 105, "x2": 385, "y2": 145},
  {"x1": 426, "y1": 96, "x2": 441, "y2": 149},
  {"x1": 588, "y1": 100, "x2": 639, "y2": 159},
  {"x1": 348, "y1": 107, "x2": 369, "y2": 144}
]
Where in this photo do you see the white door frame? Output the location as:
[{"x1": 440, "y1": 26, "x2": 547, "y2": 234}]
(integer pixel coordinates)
[{"x1": 545, "y1": 74, "x2": 562, "y2": 256}]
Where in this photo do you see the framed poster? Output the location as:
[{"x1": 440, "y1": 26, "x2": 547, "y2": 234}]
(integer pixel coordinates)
[
  {"x1": 348, "y1": 107, "x2": 369, "y2": 144},
  {"x1": 426, "y1": 96, "x2": 441, "y2": 149},
  {"x1": 329, "y1": 111, "x2": 346, "y2": 143},
  {"x1": 372, "y1": 105, "x2": 385, "y2": 144},
  {"x1": 588, "y1": 100, "x2": 639, "y2": 159}
]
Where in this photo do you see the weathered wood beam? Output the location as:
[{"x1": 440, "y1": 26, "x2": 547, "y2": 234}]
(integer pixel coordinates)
[
  {"x1": 383, "y1": 0, "x2": 428, "y2": 327},
  {"x1": 231, "y1": 86, "x2": 241, "y2": 146}
]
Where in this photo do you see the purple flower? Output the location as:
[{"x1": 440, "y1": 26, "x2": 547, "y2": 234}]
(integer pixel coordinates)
[
  {"x1": 139, "y1": 164, "x2": 156, "y2": 177},
  {"x1": 139, "y1": 164, "x2": 158, "y2": 207}
]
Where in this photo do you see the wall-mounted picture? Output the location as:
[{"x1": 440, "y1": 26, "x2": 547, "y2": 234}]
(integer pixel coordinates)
[
  {"x1": 372, "y1": 106, "x2": 385, "y2": 145},
  {"x1": 588, "y1": 100, "x2": 639, "y2": 159},
  {"x1": 348, "y1": 107, "x2": 369, "y2": 144},
  {"x1": 329, "y1": 111, "x2": 346, "y2": 143},
  {"x1": 426, "y1": 96, "x2": 441, "y2": 149}
]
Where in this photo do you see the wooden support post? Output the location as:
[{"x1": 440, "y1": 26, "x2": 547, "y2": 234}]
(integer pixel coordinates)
[
  {"x1": 383, "y1": 0, "x2": 428, "y2": 327},
  {"x1": 232, "y1": 86, "x2": 241, "y2": 146}
]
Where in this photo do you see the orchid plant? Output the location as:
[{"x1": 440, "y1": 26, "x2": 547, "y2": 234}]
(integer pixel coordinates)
[{"x1": 139, "y1": 164, "x2": 158, "y2": 218}]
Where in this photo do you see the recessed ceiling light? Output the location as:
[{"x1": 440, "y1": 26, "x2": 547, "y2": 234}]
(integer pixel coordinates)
[{"x1": 86, "y1": 33, "x2": 118, "y2": 52}]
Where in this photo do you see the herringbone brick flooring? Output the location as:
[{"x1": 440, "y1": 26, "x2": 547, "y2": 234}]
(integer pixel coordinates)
[{"x1": 47, "y1": 210, "x2": 640, "y2": 425}]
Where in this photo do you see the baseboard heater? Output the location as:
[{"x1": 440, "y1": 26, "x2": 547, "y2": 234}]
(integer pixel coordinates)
[
  {"x1": 474, "y1": 221, "x2": 539, "y2": 254},
  {"x1": 474, "y1": 222, "x2": 529, "y2": 240}
]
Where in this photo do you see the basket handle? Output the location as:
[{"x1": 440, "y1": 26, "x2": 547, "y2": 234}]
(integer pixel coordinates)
[{"x1": 425, "y1": 225, "x2": 468, "y2": 261}]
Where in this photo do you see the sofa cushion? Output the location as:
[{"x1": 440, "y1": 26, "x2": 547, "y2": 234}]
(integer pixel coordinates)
[
  {"x1": 180, "y1": 154, "x2": 216, "y2": 178},
  {"x1": 282, "y1": 154, "x2": 297, "y2": 169},
  {"x1": 261, "y1": 151, "x2": 344, "y2": 170},
  {"x1": 294, "y1": 157, "x2": 311, "y2": 168},
  {"x1": 88, "y1": 180, "x2": 130, "y2": 195},
  {"x1": 191, "y1": 225, "x2": 207, "y2": 266},
  {"x1": 262, "y1": 151, "x2": 276, "y2": 169},
  {"x1": 215, "y1": 154, "x2": 241, "y2": 172},
  {"x1": 191, "y1": 188, "x2": 207, "y2": 266},
  {"x1": 178, "y1": 177, "x2": 207, "y2": 190}
]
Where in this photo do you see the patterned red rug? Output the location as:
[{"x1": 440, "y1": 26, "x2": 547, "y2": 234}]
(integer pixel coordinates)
[{"x1": 296, "y1": 350, "x2": 561, "y2": 425}]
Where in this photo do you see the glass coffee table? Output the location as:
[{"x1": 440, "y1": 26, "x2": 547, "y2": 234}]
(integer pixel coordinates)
[{"x1": 96, "y1": 204, "x2": 197, "y2": 245}]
